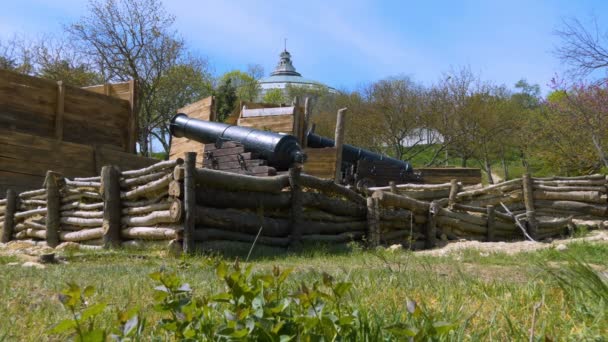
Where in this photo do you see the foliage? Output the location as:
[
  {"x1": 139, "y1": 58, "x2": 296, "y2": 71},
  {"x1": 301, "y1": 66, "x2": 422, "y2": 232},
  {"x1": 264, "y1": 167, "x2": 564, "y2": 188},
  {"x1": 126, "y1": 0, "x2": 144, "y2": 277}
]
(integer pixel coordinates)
[
  {"x1": 50, "y1": 283, "x2": 145, "y2": 341},
  {"x1": 49, "y1": 259, "x2": 457, "y2": 340},
  {"x1": 66, "y1": 0, "x2": 211, "y2": 156},
  {"x1": 214, "y1": 78, "x2": 238, "y2": 122},
  {"x1": 262, "y1": 88, "x2": 285, "y2": 105},
  {"x1": 221, "y1": 67, "x2": 263, "y2": 103},
  {"x1": 152, "y1": 61, "x2": 213, "y2": 153}
]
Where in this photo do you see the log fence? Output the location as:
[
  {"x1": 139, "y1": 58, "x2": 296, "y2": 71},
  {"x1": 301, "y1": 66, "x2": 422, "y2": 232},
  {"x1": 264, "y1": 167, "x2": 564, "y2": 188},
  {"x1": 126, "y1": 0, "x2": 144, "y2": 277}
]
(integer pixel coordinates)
[{"x1": 0, "y1": 161, "x2": 606, "y2": 253}]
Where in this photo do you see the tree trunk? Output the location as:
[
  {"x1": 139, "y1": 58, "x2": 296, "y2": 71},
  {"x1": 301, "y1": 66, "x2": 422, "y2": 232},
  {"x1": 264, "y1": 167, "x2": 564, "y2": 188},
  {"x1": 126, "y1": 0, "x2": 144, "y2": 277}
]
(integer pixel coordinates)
[{"x1": 500, "y1": 145, "x2": 509, "y2": 181}]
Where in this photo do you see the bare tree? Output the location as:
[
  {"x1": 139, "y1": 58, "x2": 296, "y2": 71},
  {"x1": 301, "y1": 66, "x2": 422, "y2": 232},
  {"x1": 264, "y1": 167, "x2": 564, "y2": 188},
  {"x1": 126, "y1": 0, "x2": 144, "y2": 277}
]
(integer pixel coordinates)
[
  {"x1": 66, "y1": 0, "x2": 191, "y2": 156},
  {"x1": 554, "y1": 16, "x2": 608, "y2": 81}
]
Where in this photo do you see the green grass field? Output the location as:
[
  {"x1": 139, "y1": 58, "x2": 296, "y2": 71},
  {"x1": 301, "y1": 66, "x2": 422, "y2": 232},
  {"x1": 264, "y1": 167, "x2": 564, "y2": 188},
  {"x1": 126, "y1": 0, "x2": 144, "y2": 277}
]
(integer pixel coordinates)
[{"x1": 0, "y1": 239, "x2": 606, "y2": 341}]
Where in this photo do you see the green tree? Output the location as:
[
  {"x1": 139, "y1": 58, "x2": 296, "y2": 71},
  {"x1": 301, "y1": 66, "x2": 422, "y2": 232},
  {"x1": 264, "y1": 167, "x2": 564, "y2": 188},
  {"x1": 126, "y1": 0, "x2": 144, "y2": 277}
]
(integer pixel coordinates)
[
  {"x1": 221, "y1": 70, "x2": 258, "y2": 102},
  {"x1": 214, "y1": 78, "x2": 237, "y2": 122},
  {"x1": 151, "y1": 61, "x2": 213, "y2": 152},
  {"x1": 262, "y1": 88, "x2": 285, "y2": 105}
]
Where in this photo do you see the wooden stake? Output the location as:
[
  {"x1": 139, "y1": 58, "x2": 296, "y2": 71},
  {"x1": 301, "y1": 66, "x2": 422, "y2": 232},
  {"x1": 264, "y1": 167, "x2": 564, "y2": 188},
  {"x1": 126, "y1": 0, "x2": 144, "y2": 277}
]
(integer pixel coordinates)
[
  {"x1": 302, "y1": 97, "x2": 311, "y2": 148},
  {"x1": 101, "y1": 166, "x2": 122, "y2": 247},
  {"x1": 45, "y1": 171, "x2": 63, "y2": 247},
  {"x1": 334, "y1": 108, "x2": 348, "y2": 183},
  {"x1": 486, "y1": 205, "x2": 495, "y2": 242},
  {"x1": 448, "y1": 179, "x2": 459, "y2": 208},
  {"x1": 426, "y1": 201, "x2": 439, "y2": 248},
  {"x1": 1, "y1": 189, "x2": 17, "y2": 243},
  {"x1": 389, "y1": 181, "x2": 398, "y2": 194},
  {"x1": 183, "y1": 152, "x2": 196, "y2": 253},
  {"x1": 366, "y1": 197, "x2": 380, "y2": 247},
  {"x1": 522, "y1": 173, "x2": 538, "y2": 239},
  {"x1": 288, "y1": 166, "x2": 303, "y2": 248}
]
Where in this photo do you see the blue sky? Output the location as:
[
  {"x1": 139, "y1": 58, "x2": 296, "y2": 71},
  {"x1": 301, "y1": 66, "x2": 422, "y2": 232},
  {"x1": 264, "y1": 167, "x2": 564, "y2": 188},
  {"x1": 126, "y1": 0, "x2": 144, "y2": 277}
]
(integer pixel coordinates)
[{"x1": 1, "y1": 0, "x2": 607, "y2": 94}]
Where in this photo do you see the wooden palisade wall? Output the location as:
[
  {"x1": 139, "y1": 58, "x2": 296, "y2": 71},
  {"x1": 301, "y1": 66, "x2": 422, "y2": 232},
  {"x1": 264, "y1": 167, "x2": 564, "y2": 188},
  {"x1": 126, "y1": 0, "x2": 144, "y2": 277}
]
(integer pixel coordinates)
[{"x1": 0, "y1": 70, "x2": 154, "y2": 195}]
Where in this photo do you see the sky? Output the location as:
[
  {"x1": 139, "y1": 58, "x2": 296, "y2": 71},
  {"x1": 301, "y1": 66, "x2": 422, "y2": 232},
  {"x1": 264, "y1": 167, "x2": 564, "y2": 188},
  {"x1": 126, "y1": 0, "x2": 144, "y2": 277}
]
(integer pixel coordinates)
[{"x1": 1, "y1": 0, "x2": 607, "y2": 94}]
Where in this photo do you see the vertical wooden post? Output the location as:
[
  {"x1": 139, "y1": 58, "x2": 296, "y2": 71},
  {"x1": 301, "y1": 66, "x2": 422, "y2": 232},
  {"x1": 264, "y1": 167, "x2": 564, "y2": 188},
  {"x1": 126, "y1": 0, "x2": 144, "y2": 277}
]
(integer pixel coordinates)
[
  {"x1": 1, "y1": 189, "x2": 17, "y2": 243},
  {"x1": 486, "y1": 205, "x2": 495, "y2": 242},
  {"x1": 448, "y1": 179, "x2": 459, "y2": 208},
  {"x1": 334, "y1": 108, "x2": 348, "y2": 184},
  {"x1": 289, "y1": 166, "x2": 303, "y2": 249},
  {"x1": 45, "y1": 171, "x2": 63, "y2": 248},
  {"x1": 522, "y1": 173, "x2": 538, "y2": 239},
  {"x1": 292, "y1": 96, "x2": 301, "y2": 143},
  {"x1": 426, "y1": 201, "x2": 438, "y2": 248},
  {"x1": 101, "y1": 166, "x2": 122, "y2": 247},
  {"x1": 127, "y1": 80, "x2": 138, "y2": 154},
  {"x1": 366, "y1": 197, "x2": 380, "y2": 247},
  {"x1": 302, "y1": 97, "x2": 311, "y2": 148},
  {"x1": 55, "y1": 81, "x2": 65, "y2": 141},
  {"x1": 389, "y1": 181, "x2": 398, "y2": 194},
  {"x1": 183, "y1": 152, "x2": 196, "y2": 254}
]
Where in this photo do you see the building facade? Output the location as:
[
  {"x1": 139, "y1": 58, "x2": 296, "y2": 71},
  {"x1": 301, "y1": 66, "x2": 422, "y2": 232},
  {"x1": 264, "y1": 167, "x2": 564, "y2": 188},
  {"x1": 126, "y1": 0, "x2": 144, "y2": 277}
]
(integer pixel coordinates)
[{"x1": 258, "y1": 49, "x2": 335, "y2": 100}]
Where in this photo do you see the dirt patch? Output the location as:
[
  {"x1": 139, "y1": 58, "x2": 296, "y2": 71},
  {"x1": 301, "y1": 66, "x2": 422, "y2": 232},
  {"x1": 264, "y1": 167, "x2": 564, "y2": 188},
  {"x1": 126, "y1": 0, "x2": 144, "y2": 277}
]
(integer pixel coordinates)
[{"x1": 417, "y1": 230, "x2": 608, "y2": 256}]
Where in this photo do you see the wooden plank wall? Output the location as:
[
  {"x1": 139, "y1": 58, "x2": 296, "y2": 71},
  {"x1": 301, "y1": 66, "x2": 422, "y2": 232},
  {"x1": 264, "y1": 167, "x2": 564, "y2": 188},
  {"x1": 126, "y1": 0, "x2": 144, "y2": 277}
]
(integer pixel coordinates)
[
  {"x1": 83, "y1": 80, "x2": 138, "y2": 153},
  {"x1": 418, "y1": 168, "x2": 482, "y2": 185},
  {"x1": 0, "y1": 128, "x2": 157, "y2": 196},
  {"x1": 169, "y1": 96, "x2": 215, "y2": 167},
  {"x1": 237, "y1": 114, "x2": 295, "y2": 135},
  {"x1": 303, "y1": 148, "x2": 337, "y2": 180},
  {"x1": 0, "y1": 69, "x2": 135, "y2": 152}
]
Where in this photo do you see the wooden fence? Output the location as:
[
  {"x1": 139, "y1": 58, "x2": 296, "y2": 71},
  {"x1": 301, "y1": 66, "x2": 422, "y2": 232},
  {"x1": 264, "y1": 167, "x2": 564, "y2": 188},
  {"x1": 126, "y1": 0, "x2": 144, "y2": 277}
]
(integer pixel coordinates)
[
  {"x1": 1, "y1": 156, "x2": 605, "y2": 252},
  {"x1": 0, "y1": 160, "x2": 183, "y2": 248}
]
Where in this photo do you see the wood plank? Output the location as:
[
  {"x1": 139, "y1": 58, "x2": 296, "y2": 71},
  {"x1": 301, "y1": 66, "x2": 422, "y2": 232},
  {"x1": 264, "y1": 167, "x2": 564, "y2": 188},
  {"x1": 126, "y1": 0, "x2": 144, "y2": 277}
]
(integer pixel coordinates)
[
  {"x1": 0, "y1": 80, "x2": 57, "y2": 117},
  {"x1": 95, "y1": 146, "x2": 158, "y2": 173},
  {"x1": 242, "y1": 106, "x2": 295, "y2": 117},
  {"x1": 0, "y1": 110, "x2": 55, "y2": 138},
  {"x1": 0, "y1": 156, "x2": 93, "y2": 179},
  {"x1": 0, "y1": 142, "x2": 94, "y2": 173},
  {"x1": 178, "y1": 96, "x2": 213, "y2": 116}
]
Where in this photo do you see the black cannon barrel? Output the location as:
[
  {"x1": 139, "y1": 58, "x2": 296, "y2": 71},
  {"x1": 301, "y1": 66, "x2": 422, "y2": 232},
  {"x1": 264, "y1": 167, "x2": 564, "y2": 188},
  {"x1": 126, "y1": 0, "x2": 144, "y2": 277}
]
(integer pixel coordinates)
[
  {"x1": 170, "y1": 114, "x2": 306, "y2": 170},
  {"x1": 306, "y1": 132, "x2": 413, "y2": 173}
]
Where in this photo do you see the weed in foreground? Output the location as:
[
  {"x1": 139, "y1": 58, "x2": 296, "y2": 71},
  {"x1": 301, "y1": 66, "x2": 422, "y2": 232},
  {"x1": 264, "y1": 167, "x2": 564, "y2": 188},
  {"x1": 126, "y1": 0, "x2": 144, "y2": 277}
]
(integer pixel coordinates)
[{"x1": 50, "y1": 260, "x2": 457, "y2": 341}]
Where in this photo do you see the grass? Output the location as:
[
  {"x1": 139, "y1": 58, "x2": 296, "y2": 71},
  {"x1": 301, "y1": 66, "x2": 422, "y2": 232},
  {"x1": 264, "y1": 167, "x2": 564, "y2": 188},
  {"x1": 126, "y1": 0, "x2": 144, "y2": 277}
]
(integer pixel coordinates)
[{"x1": 0, "y1": 241, "x2": 606, "y2": 340}]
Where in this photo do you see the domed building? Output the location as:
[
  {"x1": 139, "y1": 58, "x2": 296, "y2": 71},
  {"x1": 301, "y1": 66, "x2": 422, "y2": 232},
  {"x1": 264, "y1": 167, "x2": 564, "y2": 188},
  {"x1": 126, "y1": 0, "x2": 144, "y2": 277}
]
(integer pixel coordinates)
[{"x1": 258, "y1": 49, "x2": 335, "y2": 100}]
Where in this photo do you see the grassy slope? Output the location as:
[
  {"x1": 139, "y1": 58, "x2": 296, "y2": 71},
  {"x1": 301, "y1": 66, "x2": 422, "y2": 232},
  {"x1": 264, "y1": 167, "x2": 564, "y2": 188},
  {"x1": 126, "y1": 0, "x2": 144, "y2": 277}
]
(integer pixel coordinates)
[{"x1": 0, "y1": 241, "x2": 606, "y2": 341}]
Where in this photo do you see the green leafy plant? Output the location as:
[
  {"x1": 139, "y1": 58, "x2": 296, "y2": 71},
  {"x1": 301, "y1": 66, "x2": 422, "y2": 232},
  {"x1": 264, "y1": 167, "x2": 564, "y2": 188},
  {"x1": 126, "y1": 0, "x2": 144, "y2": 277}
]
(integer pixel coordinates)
[
  {"x1": 50, "y1": 283, "x2": 144, "y2": 341},
  {"x1": 50, "y1": 283, "x2": 108, "y2": 341},
  {"x1": 51, "y1": 261, "x2": 457, "y2": 340},
  {"x1": 385, "y1": 299, "x2": 456, "y2": 341}
]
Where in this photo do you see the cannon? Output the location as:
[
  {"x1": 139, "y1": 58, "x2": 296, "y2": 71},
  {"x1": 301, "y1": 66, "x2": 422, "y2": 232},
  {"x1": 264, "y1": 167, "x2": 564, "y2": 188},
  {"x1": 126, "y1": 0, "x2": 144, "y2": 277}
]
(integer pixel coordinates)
[
  {"x1": 307, "y1": 132, "x2": 419, "y2": 186},
  {"x1": 170, "y1": 113, "x2": 306, "y2": 170}
]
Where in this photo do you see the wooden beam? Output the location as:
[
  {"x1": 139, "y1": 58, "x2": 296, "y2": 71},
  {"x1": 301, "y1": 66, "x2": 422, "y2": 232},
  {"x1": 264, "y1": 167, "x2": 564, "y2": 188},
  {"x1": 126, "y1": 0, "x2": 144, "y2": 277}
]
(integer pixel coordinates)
[
  {"x1": 288, "y1": 167, "x2": 303, "y2": 248},
  {"x1": 334, "y1": 108, "x2": 347, "y2": 183},
  {"x1": 127, "y1": 80, "x2": 138, "y2": 153},
  {"x1": 101, "y1": 166, "x2": 122, "y2": 247},
  {"x1": 45, "y1": 171, "x2": 62, "y2": 247},
  {"x1": 486, "y1": 205, "x2": 495, "y2": 242},
  {"x1": 302, "y1": 97, "x2": 311, "y2": 148},
  {"x1": 55, "y1": 81, "x2": 65, "y2": 141},
  {"x1": 366, "y1": 197, "x2": 380, "y2": 247},
  {"x1": 522, "y1": 173, "x2": 538, "y2": 239},
  {"x1": 1, "y1": 189, "x2": 17, "y2": 243},
  {"x1": 183, "y1": 152, "x2": 196, "y2": 254}
]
